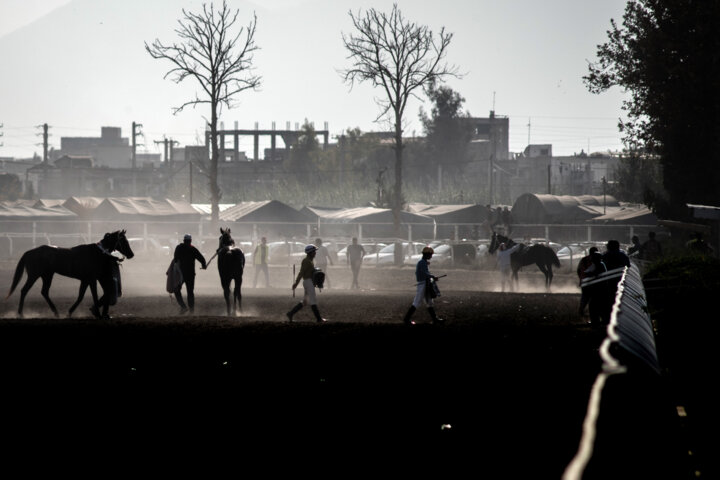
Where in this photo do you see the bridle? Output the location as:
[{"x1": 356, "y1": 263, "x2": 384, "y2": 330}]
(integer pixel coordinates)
[{"x1": 98, "y1": 231, "x2": 128, "y2": 260}]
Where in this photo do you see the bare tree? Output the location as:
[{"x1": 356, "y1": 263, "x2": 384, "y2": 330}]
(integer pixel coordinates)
[
  {"x1": 145, "y1": 1, "x2": 261, "y2": 224},
  {"x1": 342, "y1": 3, "x2": 458, "y2": 240}
]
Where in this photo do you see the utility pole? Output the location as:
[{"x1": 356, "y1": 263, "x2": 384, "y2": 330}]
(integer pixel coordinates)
[
  {"x1": 527, "y1": 118, "x2": 531, "y2": 147},
  {"x1": 153, "y1": 137, "x2": 178, "y2": 165},
  {"x1": 488, "y1": 111, "x2": 495, "y2": 204},
  {"x1": 36, "y1": 123, "x2": 50, "y2": 165},
  {"x1": 131, "y1": 122, "x2": 143, "y2": 196},
  {"x1": 131, "y1": 121, "x2": 143, "y2": 170},
  {"x1": 189, "y1": 161, "x2": 193, "y2": 203}
]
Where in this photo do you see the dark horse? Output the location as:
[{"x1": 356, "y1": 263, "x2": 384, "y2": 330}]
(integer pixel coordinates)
[
  {"x1": 489, "y1": 231, "x2": 560, "y2": 289},
  {"x1": 217, "y1": 228, "x2": 245, "y2": 316},
  {"x1": 6, "y1": 230, "x2": 134, "y2": 319}
]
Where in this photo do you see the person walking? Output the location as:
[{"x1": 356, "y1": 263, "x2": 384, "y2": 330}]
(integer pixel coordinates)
[
  {"x1": 314, "y1": 238, "x2": 334, "y2": 288},
  {"x1": 584, "y1": 249, "x2": 608, "y2": 325},
  {"x1": 496, "y1": 242, "x2": 520, "y2": 292},
  {"x1": 253, "y1": 236, "x2": 270, "y2": 288},
  {"x1": 402, "y1": 246, "x2": 444, "y2": 325},
  {"x1": 602, "y1": 239, "x2": 631, "y2": 271},
  {"x1": 639, "y1": 231, "x2": 663, "y2": 261},
  {"x1": 346, "y1": 237, "x2": 366, "y2": 289},
  {"x1": 173, "y1": 233, "x2": 207, "y2": 314},
  {"x1": 287, "y1": 244, "x2": 327, "y2": 323},
  {"x1": 627, "y1": 235, "x2": 641, "y2": 256},
  {"x1": 576, "y1": 246, "x2": 598, "y2": 318}
]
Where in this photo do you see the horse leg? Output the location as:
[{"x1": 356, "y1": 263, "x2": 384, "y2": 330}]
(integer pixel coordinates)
[
  {"x1": 88, "y1": 281, "x2": 101, "y2": 319},
  {"x1": 98, "y1": 279, "x2": 111, "y2": 320},
  {"x1": 17, "y1": 274, "x2": 39, "y2": 317},
  {"x1": 536, "y1": 263, "x2": 550, "y2": 291},
  {"x1": 234, "y1": 276, "x2": 243, "y2": 315},
  {"x1": 222, "y1": 279, "x2": 232, "y2": 316},
  {"x1": 546, "y1": 265, "x2": 554, "y2": 289},
  {"x1": 39, "y1": 274, "x2": 59, "y2": 317},
  {"x1": 68, "y1": 281, "x2": 89, "y2": 317},
  {"x1": 512, "y1": 267, "x2": 520, "y2": 292}
]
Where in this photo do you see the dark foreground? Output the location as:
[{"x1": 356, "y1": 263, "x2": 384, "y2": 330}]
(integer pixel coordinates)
[{"x1": 0, "y1": 288, "x2": 610, "y2": 477}]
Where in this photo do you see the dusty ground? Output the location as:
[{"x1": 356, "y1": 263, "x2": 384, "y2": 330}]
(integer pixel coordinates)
[{"x1": 0, "y1": 259, "x2": 615, "y2": 476}]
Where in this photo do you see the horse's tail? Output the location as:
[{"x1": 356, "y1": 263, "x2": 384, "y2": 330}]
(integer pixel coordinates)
[
  {"x1": 550, "y1": 248, "x2": 561, "y2": 267},
  {"x1": 6, "y1": 253, "x2": 27, "y2": 299}
]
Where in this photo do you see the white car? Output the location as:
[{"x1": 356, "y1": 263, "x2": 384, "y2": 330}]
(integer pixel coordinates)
[
  {"x1": 404, "y1": 243, "x2": 453, "y2": 267},
  {"x1": 555, "y1": 244, "x2": 590, "y2": 271},
  {"x1": 336, "y1": 242, "x2": 387, "y2": 264},
  {"x1": 363, "y1": 242, "x2": 425, "y2": 266}
]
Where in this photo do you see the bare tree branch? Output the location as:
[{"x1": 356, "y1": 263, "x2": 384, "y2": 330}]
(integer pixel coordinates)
[
  {"x1": 145, "y1": 0, "x2": 261, "y2": 224},
  {"x1": 341, "y1": 3, "x2": 460, "y2": 241}
]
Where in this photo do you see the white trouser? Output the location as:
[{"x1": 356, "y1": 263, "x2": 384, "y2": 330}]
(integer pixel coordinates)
[
  {"x1": 412, "y1": 281, "x2": 433, "y2": 308},
  {"x1": 302, "y1": 278, "x2": 317, "y2": 306}
]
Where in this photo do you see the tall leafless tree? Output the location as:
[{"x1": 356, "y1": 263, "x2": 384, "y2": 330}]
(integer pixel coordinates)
[
  {"x1": 145, "y1": 1, "x2": 260, "y2": 225},
  {"x1": 342, "y1": 3, "x2": 458, "y2": 242}
]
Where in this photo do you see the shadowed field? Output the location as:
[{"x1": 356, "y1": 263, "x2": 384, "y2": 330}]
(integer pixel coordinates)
[{"x1": 0, "y1": 260, "x2": 604, "y2": 476}]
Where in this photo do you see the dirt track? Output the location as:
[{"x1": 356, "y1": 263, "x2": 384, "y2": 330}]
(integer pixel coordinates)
[{"x1": 0, "y1": 259, "x2": 604, "y2": 476}]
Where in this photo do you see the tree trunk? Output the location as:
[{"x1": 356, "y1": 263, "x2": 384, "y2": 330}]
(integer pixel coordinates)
[
  {"x1": 210, "y1": 101, "x2": 220, "y2": 230},
  {"x1": 393, "y1": 111, "x2": 404, "y2": 266}
]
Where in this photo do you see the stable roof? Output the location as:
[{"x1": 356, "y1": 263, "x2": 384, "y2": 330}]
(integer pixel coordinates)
[
  {"x1": 406, "y1": 203, "x2": 489, "y2": 223},
  {"x1": 511, "y1": 193, "x2": 621, "y2": 224},
  {"x1": 218, "y1": 200, "x2": 311, "y2": 223},
  {"x1": 302, "y1": 206, "x2": 433, "y2": 224},
  {"x1": 92, "y1": 197, "x2": 201, "y2": 220},
  {"x1": 588, "y1": 204, "x2": 658, "y2": 225},
  {"x1": 0, "y1": 201, "x2": 77, "y2": 219}
]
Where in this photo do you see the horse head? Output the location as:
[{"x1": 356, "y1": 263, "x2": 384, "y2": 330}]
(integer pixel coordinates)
[
  {"x1": 102, "y1": 230, "x2": 134, "y2": 259},
  {"x1": 219, "y1": 227, "x2": 235, "y2": 250}
]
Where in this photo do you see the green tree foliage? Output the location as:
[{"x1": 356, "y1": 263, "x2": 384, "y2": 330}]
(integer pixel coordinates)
[
  {"x1": 284, "y1": 119, "x2": 321, "y2": 185},
  {"x1": 419, "y1": 81, "x2": 474, "y2": 179},
  {"x1": 0, "y1": 173, "x2": 22, "y2": 201},
  {"x1": 585, "y1": 0, "x2": 720, "y2": 219},
  {"x1": 610, "y1": 152, "x2": 665, "y2": 204}
]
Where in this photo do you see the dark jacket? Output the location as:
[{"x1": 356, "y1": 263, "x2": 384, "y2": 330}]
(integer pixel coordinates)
[
  {"x1": 174, "y1": 242, "x2": 206, "y2": 276},
  {"x1": 602, "y1": 250, "x2": 630, "y2": 271}
]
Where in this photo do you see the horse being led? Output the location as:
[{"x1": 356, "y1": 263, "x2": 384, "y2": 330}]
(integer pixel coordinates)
[
  {"x1": 6, "y1": 230, "x2": 135, "y2": 319},
  {"x1": 489, "y1": 231, "x2": 560, "y2": 290},
  {"x1": 217, "y1": 228, "x2": 245, "y2": 316}
]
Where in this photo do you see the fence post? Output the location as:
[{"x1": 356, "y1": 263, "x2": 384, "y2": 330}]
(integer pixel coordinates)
[
  {"x1": 87, "y1": 222, "x2": 92, "y2": 243},
  {"x1": 455, "y1": 225, "x2": 459, "y2": 241},
  {"x1": 358, "y1": 223, "x2": 363, "y2": 242},
  {"x1": 545, "y1": 225, "x2": 550, "y2": 242},
  {"x1": 143, "y1": 223, "x2": 148, "y2": 251},
  {"x1": 408, "y1": 224, "x2": 412, "y2": 242},
  {"x1": 587, "y1": 225, "x2": 592, "y2": 243},
  {"x1": 32, "y1": 221, "x2": 37, "y2": 247}
]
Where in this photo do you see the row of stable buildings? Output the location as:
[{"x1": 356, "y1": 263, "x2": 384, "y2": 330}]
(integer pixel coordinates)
[{"x1": 0, "y1": 194, "x2": 660, "y2": 258}]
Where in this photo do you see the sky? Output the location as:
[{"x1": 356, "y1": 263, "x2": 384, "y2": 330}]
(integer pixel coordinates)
[{"x1": 0, "y1": 0, "x2": 630, "y2": 161}]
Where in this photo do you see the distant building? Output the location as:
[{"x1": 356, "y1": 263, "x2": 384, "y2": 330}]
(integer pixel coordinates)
[
  {"x1": 54, "y1": 155, "x2": 93, "y2": 169},
  {"x1": 503, "y1": 147, "x2": 619, "y2": 202}
]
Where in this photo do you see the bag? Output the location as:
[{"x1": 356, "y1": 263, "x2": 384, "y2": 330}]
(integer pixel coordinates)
[
  {"x1": 425, "y1": 277, "x2": 440, "y2": 300},
  {"x1": 312, "y1": 268, "x2": 325, "y2": 289},
  {"x1": 166, "y1": 260, "x2": 183, "y2": 293}
]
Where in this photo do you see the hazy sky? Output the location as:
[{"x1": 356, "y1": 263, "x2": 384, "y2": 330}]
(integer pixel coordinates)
[{"x1": 0, "y1": 0, "x2": 630, "y2": 161}]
